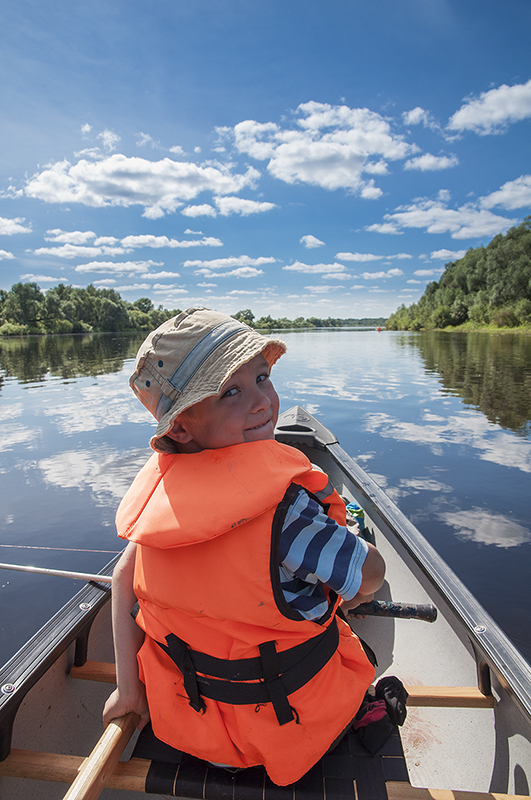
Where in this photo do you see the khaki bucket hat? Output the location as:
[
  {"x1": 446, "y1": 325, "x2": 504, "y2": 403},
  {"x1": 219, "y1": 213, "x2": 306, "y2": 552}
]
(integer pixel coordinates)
[{"x1": 130, "y1": 307, "x2": 286, "y2": 451}]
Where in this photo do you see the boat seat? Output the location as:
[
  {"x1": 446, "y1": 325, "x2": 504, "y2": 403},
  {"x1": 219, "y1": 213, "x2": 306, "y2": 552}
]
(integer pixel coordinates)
[
  {"x1": 70, "y1": 660, "x2": 496, "y2": 708},
  {"x1": 131, "y1": 721, "x2": 409, "y2": 799}
]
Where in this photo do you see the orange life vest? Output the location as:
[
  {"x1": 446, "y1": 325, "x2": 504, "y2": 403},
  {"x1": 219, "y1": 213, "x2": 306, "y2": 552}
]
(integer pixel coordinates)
[{"x1": 116, "y1": 439, "x2": 374, "y2": 786}]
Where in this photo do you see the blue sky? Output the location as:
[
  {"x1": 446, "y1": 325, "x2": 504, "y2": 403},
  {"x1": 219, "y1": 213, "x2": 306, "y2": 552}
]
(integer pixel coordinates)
[{"x1": 1, "y1": 0, "x2": 530, "y2": 319}]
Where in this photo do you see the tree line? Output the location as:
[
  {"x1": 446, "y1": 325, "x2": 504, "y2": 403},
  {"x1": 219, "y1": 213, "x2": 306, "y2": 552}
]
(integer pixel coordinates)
[
  {"x1": 0, "y1": 283, "x2": 179, "y2": 336},
  {"x1": 0, "y1": 281, "x2": 386, "y2": 336},
  {"x1": 231, "y1": 309, "x2": 386, "y2": 330},
  {"x1": 386, "y1": 217, "x2": 531, "y2": 331}
]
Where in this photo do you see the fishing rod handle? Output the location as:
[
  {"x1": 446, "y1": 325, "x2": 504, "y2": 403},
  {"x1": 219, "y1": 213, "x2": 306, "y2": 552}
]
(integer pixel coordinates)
[{"x1": 349, "y1": 600, "x2": 437, "y2": 622}]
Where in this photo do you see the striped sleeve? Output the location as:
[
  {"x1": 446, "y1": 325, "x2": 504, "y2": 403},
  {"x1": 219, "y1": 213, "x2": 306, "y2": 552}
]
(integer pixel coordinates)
[{"x1": 278, "y1": 489, "x2": 368, "y2": 619}]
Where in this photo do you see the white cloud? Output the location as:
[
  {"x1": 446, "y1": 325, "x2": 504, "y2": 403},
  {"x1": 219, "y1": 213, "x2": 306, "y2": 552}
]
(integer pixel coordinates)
[
  {"x1": 337, "y1": 251, "x2": 412, "y2": 262},
  {"x1": 369, "y1": 192, "x2": 517, "y2": 239},
  {"x1": 336, "y1": 252, "x2": 383, "y2": 262},
  {"x1": 137, "y1": 133, "x2": 159, "y2": 148},
  {"x1": 365, "y1": 222, "x2": 403, "y2": 235},
  {"x1": 94, "y1": 236, "x2": 119, "y2": 246},
  {"x1": 74, "y1": 260, "x2": 162, "y2": 274},
  {"x1": 226, "y1": 101, "x2": 416, "y2": 197},
  {"x1": 0, "y1": 216, "x2": 32, "y2": 235},
  {"x1": 21, "y1": 273, "x2": 62, "y2": 282},
  {"x1": 74, "y1": 147, "x2": 104, "y2": 160},
  {"x1": 480, "y1": 174, "x2": 531, "y2": 210},
  {"x1": 97, "y1": 129, "x2": 121, "y2": 151},
  {"x1": 283, "y1": 261, "x2": 348, "y2": 275},
  {"x1": 183, "y1": 255, "x2": 275, "y2": 270},
  {"x1": 34, "y1": 243, "x2": 125, "y2": 258},
  {"x1": 430, "y1": 249, "x2": 467, "y2": 261},
  {"x1": 214, "y1": 196, "x2": 276, "y2": 216},
  {"x1": 45, "y1": 229, "x2": 96, "y2": 244},
  {"x1": 114, "y1": 283, "x2": 151, "y2": 291},
  {"x1": 169, "y1": 145, "x2": 185, "y2": 155},
  {"x1": 120, "y1": 234, "x2": 222, "y2": 249},
  {"x1": 152, "y1": 285, "x2": 189, "y2": 293},
  {"x1": 300, "y1": 234, "x2": 325, "y2": 249},
  {"x1": 304, "y1": 285, "x2": 343, "y2": 293},
  {"x1": 180, "y1": 197, "x2": 276, "y2": 217},
  {"x1": 360, "y1": 268, "x2": 404, "y2": 280},
  {"x1": 414, "y1": 268, "x2": 444, "y2": 277},
  {"x1": 211, "y1": 267, "x2": 264, "y2": 278},
  {"x1": 81, "y1": 123, "x2": 92, "y2": 135},
  {"x1": 24, "y1": 154, "x2": 260, "y2": 219},
  {"x1": 0, "y1": 250, "x2": 15, "y2": 260},
  {"x1": 404, "y1": 153, "x2": 459, "y2": 171},
  {"x1": 402, "y1": 107, "x2": 430, "y2": 126},
  {"x1": 140, "y1": 270, "x2": 180, "y2": 279},
  {"x1": 181, "y1": 204, "x2": 217, "y2": 217},
  {"x1": 447, "y1": 79, "x2": 531, "y2": 134}
]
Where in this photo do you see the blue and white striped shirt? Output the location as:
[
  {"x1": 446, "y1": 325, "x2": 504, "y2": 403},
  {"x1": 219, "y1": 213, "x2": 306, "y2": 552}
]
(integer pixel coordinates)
[{"x1": 279, "y1": 490, "x2": 368, "y2": 620}]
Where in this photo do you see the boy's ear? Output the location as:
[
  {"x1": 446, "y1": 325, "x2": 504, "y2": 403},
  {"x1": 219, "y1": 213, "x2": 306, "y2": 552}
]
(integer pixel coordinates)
[{"x1": 167, "y1": 419, "x2": 194, "y2": 444}]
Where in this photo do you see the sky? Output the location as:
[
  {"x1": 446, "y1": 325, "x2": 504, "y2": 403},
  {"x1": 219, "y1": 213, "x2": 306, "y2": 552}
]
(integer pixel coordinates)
[{"x1": 1, "y1": 0, "x2": 530, "y2": 320}]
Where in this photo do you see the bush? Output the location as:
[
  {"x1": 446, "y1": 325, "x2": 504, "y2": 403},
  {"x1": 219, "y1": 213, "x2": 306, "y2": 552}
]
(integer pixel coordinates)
[
  {"x1": 515, "y1": 298, "x2": 531, "y2": 324},
  {"x1": 54, "y1": 319, "x2": 74, "y2": 334},
  {"x1": 451, "y1": 299, "x2": 468, "y2": 325},
  {"x1": 490, "y1": 307, "x2": 518, "y2": 328},
  {"x1": 0, "y1": 321, "x2": 27, "y2": 336},
  {"x1": 469, "y1": 304, "x2": 490, "y2": 324},
  {"x1": 431, "y1": 305, "x2": 452, "y2": 328}
]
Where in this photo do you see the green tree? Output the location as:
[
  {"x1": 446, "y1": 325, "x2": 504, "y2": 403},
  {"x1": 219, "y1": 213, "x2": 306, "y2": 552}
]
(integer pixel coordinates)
[
  {"x1": 3, "y1": 283, "x2": 45, "y2": 328},
  {"x1": 133, "y1": 297, "x2": 154, "y2": 314},
  {"x1": 232, "y1": 309, "x2": 255, "y2": 326}
]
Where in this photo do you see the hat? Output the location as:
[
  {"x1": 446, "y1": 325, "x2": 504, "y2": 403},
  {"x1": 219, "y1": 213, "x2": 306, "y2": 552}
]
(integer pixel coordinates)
[{"x1": 130, "y1": 307, "x2": 286, "y2": 451}]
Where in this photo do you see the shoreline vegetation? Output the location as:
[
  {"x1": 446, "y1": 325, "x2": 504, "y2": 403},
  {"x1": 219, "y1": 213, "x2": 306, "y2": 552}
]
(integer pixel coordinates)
[
  {"x1": 386, "y1": 218, "x2": 531, "y2": 334},
  {"x1": 1, "y1": 218, "x2": 529, "y2": 337},
  {"x1": 0, "y1": 283, "x2": 386, "y2": 336}
]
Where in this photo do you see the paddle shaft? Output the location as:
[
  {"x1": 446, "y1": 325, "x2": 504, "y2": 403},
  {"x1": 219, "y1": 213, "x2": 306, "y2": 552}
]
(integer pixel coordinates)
[
  {"x1": 348, "y1": 599, "x2": 437, "y2": 622},
  {"x1": 0, "y1": 562, "x2": 112, "y2": 583}
]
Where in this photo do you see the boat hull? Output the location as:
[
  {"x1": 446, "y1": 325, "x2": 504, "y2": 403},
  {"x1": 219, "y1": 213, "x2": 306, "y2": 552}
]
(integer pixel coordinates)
[{"x1": 1, "y1": 406, "x2": 530, "y2": 798}]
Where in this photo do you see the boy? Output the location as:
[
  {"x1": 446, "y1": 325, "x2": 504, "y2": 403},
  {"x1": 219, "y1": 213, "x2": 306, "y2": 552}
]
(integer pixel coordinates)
[{"x1": 103, "y1": 307, "x2": 385, "y2": 786}]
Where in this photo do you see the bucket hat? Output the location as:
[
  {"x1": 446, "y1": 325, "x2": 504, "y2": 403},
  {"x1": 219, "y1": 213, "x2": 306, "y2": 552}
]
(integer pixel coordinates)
[{"x1": 130, "y1": 307, "x2": 286, "y2": 451}]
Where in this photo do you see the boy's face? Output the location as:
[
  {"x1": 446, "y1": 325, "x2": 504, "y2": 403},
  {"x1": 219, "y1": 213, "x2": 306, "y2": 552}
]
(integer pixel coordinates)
[{"x1": 171, "y1": 353, "x2": 280, "y2": 452}]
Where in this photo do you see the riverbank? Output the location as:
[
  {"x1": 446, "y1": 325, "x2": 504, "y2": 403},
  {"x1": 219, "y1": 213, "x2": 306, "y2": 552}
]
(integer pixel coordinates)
[{"x1": 387, "y1": 321, "x2": 531, "y2": 335}]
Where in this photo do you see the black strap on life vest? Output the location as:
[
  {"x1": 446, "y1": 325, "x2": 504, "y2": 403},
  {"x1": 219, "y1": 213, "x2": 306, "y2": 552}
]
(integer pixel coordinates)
[{"x1": 156, "y1": 618, "x2": 339, "y2": 726}]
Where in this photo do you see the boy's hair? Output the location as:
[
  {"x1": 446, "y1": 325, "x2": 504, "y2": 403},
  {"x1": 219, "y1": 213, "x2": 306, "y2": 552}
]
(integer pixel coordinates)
[{"x1": 130, "y1": 307, "x2": 286, "y2": 452}]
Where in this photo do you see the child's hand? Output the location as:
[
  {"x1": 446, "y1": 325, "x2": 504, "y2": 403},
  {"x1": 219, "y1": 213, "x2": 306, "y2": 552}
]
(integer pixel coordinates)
[
  {"x1": 103, "y1": 684, "x2": 150, "y2": 730},
  {"x1": 341, "y1": 591, "x2": 375, "y2": 619}
]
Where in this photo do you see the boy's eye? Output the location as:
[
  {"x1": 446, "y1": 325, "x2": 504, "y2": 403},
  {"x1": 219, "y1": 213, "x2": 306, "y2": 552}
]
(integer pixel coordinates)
[
  {"x1": 222, "y1": 387, "x2": 238, "y2": 398},
  {"x1": 257, "y1": 373, "x2": 269, "y2": 383}
]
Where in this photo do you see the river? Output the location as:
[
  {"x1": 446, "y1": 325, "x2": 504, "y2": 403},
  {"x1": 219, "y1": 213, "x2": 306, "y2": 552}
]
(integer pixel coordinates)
[{"x1": 0, "y1": 328, "x2": 530, "y2": 667}]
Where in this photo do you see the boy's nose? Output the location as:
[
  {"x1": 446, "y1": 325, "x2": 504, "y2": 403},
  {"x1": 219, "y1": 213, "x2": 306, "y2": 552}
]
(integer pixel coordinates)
[{"x1": 251, "y1": 385, "x2": 271, "y2": 411}]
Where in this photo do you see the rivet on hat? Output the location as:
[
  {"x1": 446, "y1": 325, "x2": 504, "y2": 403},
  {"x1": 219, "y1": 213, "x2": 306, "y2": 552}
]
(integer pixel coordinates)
[
  {"x1": 158, "y1": 360, "x2": 163, "y2": 367},
  {"x1": 146, "y1": 380, "x2": 151, "y2": 387}
]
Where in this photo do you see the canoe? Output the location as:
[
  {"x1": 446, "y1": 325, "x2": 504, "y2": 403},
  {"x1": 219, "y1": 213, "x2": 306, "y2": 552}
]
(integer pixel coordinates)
[{"x1": 1, "y1": 405, "x2": 530, "y2": 800}]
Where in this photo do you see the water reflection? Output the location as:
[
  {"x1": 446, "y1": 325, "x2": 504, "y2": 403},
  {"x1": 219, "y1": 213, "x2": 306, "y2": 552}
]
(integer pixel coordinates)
[
  {"x1": 38, "y1": 448, "x2": 151, "y2": 505},
  {"x1": 364, "y1": 410, "x2": 531, "y2": 472},
  {"x1": 401, "y1": 332, "x2": 531, "y2": 435},
  {"x1": 0, "y1": 331, "x2": 144, "y2": 385},
  {"x1": 1, "y1": 329, "x2": 530, "y2": 667}
]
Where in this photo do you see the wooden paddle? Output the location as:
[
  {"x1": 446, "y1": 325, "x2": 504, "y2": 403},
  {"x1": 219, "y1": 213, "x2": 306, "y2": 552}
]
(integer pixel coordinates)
[{"x1": 62, "y1": 712, "x2": 139, "y2": 800}]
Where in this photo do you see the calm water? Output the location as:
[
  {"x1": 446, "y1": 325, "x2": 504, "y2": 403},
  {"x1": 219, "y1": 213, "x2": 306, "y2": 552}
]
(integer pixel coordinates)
[{"x1": 1, "y1": 329, "x2": 530, "y2": 667}]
